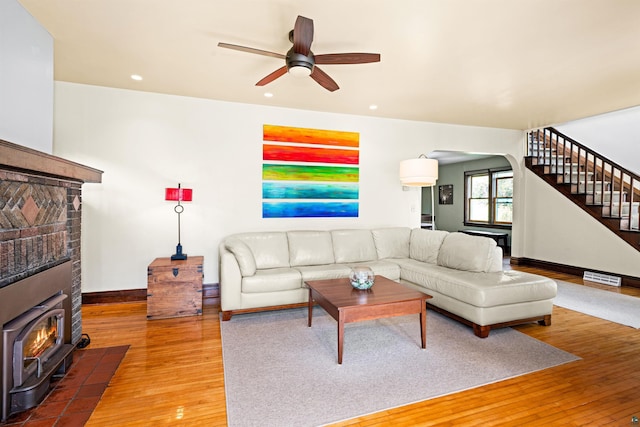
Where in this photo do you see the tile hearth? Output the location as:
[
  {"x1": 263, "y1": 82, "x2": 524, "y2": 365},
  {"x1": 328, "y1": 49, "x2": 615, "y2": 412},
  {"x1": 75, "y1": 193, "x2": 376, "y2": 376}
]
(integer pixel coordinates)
[{"x1": 1, "y1": 345, "x2": 127, "y2": 427}]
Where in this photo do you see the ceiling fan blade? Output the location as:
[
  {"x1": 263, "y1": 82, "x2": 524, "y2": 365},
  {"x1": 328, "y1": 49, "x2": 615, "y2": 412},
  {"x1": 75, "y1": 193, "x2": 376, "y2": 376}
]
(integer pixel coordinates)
[
  {"x1": 315, "y1": 53, "x2": 381, "y2": 65},
  {"x1": 293, "y1": 15, "x2": 314, "y2": 56},
  {"x1": 310, "y1": 66, "x2": 339, "y2": 92},
  {"x1": 256, "y1": 66, "x2": 288, "y2": 86},
  {"x1": 218, "y1": 42, "x2": 285, "y2": 60}
]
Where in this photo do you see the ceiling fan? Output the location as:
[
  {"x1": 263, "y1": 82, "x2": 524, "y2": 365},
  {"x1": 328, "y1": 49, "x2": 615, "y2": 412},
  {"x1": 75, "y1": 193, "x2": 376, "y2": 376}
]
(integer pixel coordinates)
[{"x1": 218, "y1": 15, "x2": 380, "y2": 92}]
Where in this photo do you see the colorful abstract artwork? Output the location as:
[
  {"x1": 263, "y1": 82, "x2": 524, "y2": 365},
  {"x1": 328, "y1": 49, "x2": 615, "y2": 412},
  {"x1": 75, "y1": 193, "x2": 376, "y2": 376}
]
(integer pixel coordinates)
[{"x1": 262, "y1": 124, "x2": 360, "y2": 218}]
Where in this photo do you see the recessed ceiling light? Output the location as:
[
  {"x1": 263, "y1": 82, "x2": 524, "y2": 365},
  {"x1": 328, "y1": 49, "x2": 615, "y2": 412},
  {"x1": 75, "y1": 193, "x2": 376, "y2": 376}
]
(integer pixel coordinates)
[
  {"x1": 369, "y1": 104, "x2": 378, "y2": 110},
  {"x1": 264, "y1": 92, "x2": 274, "y2": 98},
  {"x1": 131, "y1": 74, "x2": 143, "y2": 81}
]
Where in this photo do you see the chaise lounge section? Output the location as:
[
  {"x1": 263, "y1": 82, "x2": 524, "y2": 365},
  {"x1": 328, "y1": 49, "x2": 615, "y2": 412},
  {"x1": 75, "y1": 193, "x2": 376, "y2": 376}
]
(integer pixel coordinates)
[{"x1": 218, "y1": 227, "x2": 557, "y2": 337}]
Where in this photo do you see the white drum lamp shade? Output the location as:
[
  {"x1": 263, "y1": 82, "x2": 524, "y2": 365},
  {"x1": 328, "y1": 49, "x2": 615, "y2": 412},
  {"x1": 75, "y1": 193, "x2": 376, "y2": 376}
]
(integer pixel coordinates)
[{"x1": 399, "y1": 157, "x2": 439, "y2": 186}]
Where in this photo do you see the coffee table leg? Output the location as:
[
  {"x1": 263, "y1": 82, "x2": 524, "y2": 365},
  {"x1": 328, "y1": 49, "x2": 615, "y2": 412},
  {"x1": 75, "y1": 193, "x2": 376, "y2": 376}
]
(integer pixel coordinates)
[
  {"x1": 420, "y1": 301, "x2": 427, "y2": 348},
  {"x1": 308, "y1": 289, "x2": 313, "y2": 327},
  {"x1": 337, "y1": 315, "x2": 344, "y2": 364}
]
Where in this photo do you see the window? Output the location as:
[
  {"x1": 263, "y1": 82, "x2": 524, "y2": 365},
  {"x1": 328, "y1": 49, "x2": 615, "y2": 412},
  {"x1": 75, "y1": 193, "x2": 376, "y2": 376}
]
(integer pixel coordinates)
[{"x1": 464, "y1": 168, "x2": 513, "y2": 227}]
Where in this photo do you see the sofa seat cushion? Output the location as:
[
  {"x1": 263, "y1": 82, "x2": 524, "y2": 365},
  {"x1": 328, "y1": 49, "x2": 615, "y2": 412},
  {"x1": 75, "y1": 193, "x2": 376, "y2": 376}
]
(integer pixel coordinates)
[
  {"x1": 287, "y1": 231, "x2": 335, "y2": 266},
  {"x1": 296, "y1": 264, "x2": 352, "y2": 282},
  {"x1": 398, "y1": 260, "x2": 556, "y2": 307},
  {"x1": 241, "y1": 268, "x2": 302, "y2": 293},
  {"x1": 346, "y1": 260, "x2": 401, "y2": 281}
]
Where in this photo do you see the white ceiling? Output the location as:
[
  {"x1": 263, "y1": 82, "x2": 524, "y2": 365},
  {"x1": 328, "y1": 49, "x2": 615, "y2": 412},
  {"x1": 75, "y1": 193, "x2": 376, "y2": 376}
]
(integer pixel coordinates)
[{"x1": 18, "y1": 0, "x2": 640, "y2": 130}]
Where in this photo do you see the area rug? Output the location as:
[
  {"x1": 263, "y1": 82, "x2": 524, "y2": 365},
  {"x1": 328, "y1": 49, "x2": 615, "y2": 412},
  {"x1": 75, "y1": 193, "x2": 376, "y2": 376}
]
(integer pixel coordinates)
[
  {"x1": 220, "y1": 308, "x2": 578, "y2": 427},
  {"x1": 554, "y1": 280, "x2": 640, "y2": 328},
  {"x1": 4, "y1": 345, "x2": 129, "y2": 426}
]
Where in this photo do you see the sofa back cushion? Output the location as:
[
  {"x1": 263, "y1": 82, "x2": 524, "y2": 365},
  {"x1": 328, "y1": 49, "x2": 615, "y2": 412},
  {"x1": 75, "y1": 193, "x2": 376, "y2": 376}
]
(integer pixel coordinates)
[
  {"x1": 487, "y1": 246, "x2": 504, "y2": 272},
  {"x1": 437, "y1": 232, "x2": 497, "y2": 272},
  {"x1": 234, "y1": 232, "x2": 290, "y2": 269},
  {"x1": 409, "y1": 229, "x2": 448, "y2": 264},
  {"x1": 287, "y1": 231, "x2": 335, "y2": 266},
  {"x1": 372, "y1": 227, "x2": 411, "y2": 259},
  {"x1": 331, "y1": 229, "x2": 378, "y2": 263}
]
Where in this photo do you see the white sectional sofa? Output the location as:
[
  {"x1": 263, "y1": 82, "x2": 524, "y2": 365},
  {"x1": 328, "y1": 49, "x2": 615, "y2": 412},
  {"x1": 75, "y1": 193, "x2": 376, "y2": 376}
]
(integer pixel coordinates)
[{"x1": 218, "y1": 227, "x2": 557, "y2": 337}]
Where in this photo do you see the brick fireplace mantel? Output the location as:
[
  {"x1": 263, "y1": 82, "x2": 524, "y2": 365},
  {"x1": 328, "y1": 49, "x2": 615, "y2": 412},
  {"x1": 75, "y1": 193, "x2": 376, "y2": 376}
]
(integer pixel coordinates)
[{"x1": 0, "y1": 139, "x2": 102, "y2": 183}]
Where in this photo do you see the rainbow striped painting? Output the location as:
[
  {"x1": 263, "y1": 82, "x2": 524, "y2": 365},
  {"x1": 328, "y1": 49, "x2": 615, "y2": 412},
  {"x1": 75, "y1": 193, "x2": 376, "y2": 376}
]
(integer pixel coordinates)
[{"x1": 262, "y1": 124, "x2": 360, "y2": 218}]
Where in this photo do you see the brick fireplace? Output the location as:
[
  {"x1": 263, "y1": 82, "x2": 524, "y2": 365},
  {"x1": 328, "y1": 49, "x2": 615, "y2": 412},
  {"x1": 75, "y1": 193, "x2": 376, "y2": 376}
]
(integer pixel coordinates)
[{"x1": 0, "y1": 139, "x2": 102, "y2": 420}]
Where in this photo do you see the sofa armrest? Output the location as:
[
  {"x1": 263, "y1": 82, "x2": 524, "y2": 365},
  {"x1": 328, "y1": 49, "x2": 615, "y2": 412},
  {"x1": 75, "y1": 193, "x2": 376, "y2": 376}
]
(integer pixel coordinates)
[{"x1": 219, "y1": 248, "x2": 243, "y2": 311}]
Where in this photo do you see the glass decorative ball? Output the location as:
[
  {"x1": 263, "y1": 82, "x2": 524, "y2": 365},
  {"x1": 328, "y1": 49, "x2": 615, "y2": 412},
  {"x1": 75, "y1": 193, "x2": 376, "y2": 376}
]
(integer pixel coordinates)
[{"x1": 349, "y1": 266, "x2": 375, "y2": 290}]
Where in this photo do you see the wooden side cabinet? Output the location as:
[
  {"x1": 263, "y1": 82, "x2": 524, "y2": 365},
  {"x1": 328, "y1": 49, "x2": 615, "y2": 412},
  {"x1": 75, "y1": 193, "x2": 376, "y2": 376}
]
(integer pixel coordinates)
[{"x1": 147, "y1": 256, "x2": 204, "y2": 320}]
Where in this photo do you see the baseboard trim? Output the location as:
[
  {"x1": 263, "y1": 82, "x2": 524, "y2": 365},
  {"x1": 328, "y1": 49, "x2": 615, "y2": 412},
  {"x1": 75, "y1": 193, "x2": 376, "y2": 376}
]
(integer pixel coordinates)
[
  {"x1": 510, "y1": 257, "x2": 640, "y2": 288},
  {"x1": 82, "y1": 289, "x2": 147, "y2": 304},
  {"x1": 82, "y1": 283, "x2": 220, "y2": 305}
]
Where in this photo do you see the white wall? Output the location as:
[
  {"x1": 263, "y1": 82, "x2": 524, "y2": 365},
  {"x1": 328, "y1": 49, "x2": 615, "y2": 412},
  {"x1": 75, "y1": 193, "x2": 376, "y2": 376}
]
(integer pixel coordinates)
[
  {"x1": 53, "y1": 82, "x2": 523, "y2": 292},
  {"x1": 556, "y1": 105, "x2": 640, "y2": 175},
  {"x1": 0, "y1": 0, "x2": 53, "y2": 152}
]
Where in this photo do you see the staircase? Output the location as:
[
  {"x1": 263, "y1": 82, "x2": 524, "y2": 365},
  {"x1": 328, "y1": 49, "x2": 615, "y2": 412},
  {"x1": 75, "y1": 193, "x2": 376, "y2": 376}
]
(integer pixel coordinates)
[{"x1": 525, "y1": 127, "x2": 640, "y2": 251}]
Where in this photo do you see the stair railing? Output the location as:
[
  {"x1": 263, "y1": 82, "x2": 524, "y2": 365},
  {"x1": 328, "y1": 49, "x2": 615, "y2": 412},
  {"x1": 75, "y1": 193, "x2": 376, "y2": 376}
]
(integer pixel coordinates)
[{"x1": 528, "y1": 127, "x2": 639, "y2": 232}]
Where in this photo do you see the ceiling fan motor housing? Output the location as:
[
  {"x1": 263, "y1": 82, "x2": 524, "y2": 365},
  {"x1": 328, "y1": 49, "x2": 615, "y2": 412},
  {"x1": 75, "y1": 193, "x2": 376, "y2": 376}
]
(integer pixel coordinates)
[{"x1": 286, "y1": 49, "x2": 314, "y2": 74}]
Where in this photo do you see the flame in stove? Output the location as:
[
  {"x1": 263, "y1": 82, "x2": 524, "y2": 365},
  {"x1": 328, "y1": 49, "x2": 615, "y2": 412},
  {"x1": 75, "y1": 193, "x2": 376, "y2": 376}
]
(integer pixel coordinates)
[{"x1": 26, "y1": 321, "x2": 57, "y2": 358}]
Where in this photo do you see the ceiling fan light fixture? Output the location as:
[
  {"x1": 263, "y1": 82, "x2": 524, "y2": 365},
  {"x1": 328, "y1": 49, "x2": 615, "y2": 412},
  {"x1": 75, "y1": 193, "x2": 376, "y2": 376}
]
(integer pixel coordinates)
[{"x1": 288, "y1": 65, "x2": 312, "y2": 77}]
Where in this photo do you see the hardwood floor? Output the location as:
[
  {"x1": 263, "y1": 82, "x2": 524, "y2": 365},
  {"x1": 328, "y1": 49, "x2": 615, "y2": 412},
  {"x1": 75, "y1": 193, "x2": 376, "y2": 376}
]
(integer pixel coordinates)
[{"x1": 82, "y1": 264, "x2": 640, "y2": 426}]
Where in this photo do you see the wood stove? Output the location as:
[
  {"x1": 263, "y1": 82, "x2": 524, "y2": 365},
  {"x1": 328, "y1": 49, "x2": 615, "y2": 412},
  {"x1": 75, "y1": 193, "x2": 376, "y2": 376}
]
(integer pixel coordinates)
[
  {"x1": 0, "y1": 262, "x2": 75, "y2": 421},
  {"x1": 2, "y1": 294, "x2": 75, "y2": 419}
]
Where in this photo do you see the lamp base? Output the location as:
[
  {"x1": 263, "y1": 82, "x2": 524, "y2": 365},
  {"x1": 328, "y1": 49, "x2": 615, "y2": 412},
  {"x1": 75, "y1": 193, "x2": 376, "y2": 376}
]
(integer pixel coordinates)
[{"x1": 171, "y1": 244, "x2": 187, "y2": 261}]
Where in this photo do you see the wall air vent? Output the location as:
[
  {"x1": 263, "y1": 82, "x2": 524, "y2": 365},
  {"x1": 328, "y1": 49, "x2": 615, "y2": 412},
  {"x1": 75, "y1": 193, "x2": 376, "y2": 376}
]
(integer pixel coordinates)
[{"x1": 583, "y1": 271, "x2": 621, "y2": 287}]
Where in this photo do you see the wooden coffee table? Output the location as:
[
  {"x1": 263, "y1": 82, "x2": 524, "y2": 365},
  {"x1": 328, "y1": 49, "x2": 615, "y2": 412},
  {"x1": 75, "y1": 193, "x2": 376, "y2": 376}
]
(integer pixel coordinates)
[{"x1": 306, "y1": 276, "x2": 432, "y2": 364}]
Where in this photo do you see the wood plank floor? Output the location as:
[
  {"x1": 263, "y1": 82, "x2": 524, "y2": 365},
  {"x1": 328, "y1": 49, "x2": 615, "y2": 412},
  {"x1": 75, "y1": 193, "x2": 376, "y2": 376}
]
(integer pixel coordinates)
[{"x1": 82, "y1": 264, "x2": 640, "y2": 426}]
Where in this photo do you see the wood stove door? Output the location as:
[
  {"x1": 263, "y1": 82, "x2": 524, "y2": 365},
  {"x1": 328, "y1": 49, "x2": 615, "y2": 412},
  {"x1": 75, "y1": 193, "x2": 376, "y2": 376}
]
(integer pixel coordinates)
[{"x1": 12, "y1": 308, "x2": 65, "y2": 387}]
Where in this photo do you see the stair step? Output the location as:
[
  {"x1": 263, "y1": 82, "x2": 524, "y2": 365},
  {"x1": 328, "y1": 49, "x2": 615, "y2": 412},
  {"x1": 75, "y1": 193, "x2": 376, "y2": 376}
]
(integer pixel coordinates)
[
  {"x1": 529, "y1": 150, "x2": 558, "y2": 160},
  {"x1": 601, "y1": 201, "x2": 639, "y2": 216},
  {"x1": 549, "y1": 163, "x2": 582, "y2": 174},
  {"x1": 577, "y1": 181, "x2": 609, "y2": 193},
  {"x1": 557, "y1": 171, "x2": 594, "y2": 184},
  {"x1": 531, "y1": 156, "x2": 572, "y2": 166},
  {"x1": 586, "y1": 191, "x2": 627, "y2": 204},
  {"x1": 620, "y1": 220, "x2": 640, "y2": 231}
]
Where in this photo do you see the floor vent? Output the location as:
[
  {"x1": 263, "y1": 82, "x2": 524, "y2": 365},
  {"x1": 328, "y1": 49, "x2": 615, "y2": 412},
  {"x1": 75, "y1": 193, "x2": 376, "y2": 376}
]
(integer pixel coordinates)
[{"x1": 583, "y1": 271, "x2": 621, "y2": 287}]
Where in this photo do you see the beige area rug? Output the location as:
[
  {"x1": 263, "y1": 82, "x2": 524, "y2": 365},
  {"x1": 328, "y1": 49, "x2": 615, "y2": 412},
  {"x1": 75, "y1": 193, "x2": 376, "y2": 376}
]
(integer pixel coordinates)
[
  {"x1": 554, "y1": 280, "x2": 640, "y2": 328},
  {"x1": 220, "y1": 308, "x2": 579, "y2": 427}
]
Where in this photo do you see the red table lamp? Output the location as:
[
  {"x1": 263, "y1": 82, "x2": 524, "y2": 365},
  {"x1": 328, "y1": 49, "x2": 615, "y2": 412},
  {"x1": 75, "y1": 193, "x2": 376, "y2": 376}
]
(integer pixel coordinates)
[{"x1": 165, "y1": 183, "x2": 193, "y2": 260}]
